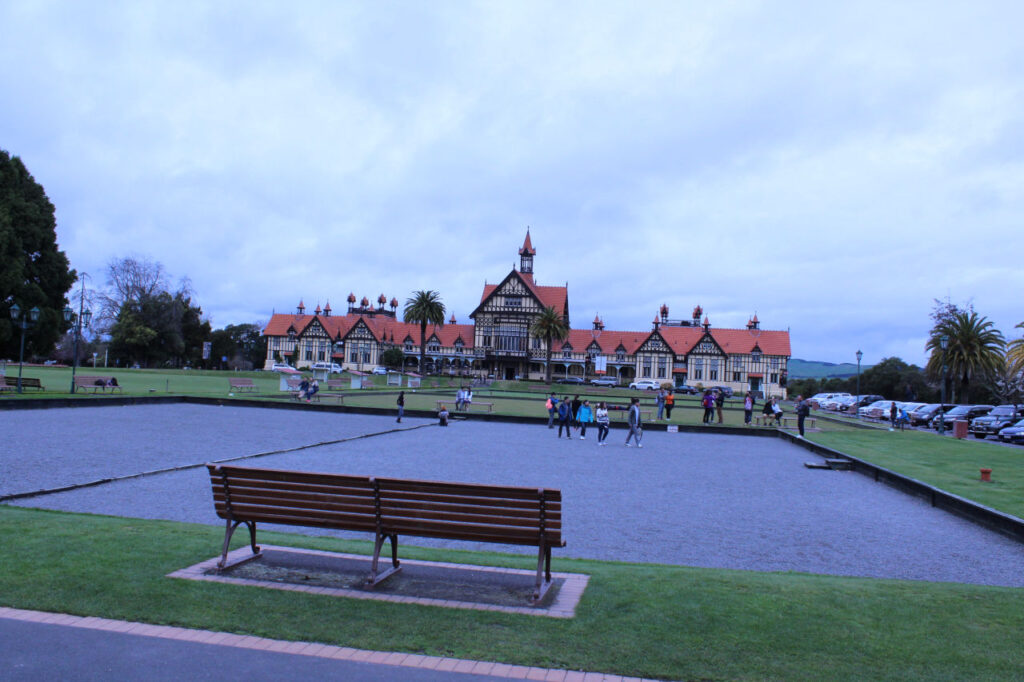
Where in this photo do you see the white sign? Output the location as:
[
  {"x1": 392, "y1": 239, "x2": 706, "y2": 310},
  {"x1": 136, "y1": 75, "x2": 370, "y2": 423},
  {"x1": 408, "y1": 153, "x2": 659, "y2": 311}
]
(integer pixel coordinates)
[{"x1": 667, "y1": 425, "x2": 679, "y2": 433}]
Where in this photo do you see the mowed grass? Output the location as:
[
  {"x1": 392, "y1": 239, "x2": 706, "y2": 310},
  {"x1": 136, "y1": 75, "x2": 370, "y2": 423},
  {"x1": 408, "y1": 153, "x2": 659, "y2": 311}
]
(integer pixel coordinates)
[
  {"x1": 3, "y1": 505, "x2": 1024, "y2": 681},
  {"x1": 810, "y1": 429, "x2": 1024, "y2": 519}
]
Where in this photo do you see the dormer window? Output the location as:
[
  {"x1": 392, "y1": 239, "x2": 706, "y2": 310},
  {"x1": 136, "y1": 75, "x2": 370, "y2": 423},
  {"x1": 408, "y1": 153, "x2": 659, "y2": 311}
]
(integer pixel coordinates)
[
  {"x1": 505, "y1": 296, "x2": 522, "y2": 307},
  {"x1": 454, "y1": 340, "x2": 464, "y2": 354}
]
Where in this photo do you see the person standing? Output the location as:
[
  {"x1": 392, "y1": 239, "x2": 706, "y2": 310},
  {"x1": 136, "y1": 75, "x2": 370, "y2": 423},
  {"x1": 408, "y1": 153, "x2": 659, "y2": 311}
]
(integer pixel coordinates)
[
  {"x1": 743, "y1": 392, "x2": 754, "y2": 426},
  {"x1": 396, "y1": 390, "x2": 405, "y2": 423},
  {"x1": 889, "y1": 401, "x2": 898, "y2": 430},
  {"x1": 702, "y1": 390, "x2": 714, "y2": 424},
  {"x1": 656, "y1": 388, "x2": 666, "y2": 420},
  {"x1": 625, "y1": 397, "x2": 643, "y2": 447},
  {"x1": 595, "y1": 401, "x2": 610, "y2": 445},
  {"x1": 455, "y1": 387, "x2": 465, "y2": 411},
  {"x1": 546, "y1": 393, "x2": 558, "y2": 428},
  {"x1": 664, "y1": 390, "x2": 675, "y2": 420},
  {"x1": 577, "y1": 400, "x2": 594, "y2": 440},
  {"x1": 570, "y1": 395, "x2": 582, "y2": 434},
  {"x1": 557, "y1": 397, "x2": 572, "y2": 439},
  {"x1": 715, "y1": 390, "x2": 725, "y2": 424},
  {"x1": 795, "y1": 395, "x2": 810, "y2": 438}
]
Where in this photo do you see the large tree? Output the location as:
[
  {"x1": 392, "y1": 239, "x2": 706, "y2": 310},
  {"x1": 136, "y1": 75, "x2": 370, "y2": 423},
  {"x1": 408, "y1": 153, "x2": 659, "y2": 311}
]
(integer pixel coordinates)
[
  {"x1": 209, "y1": 323, "x2": 267, "y2": 370},
  {"x1": 0, "y1": 149, "x2": 76, "y2": 359},
  {"x1": 1007, "y1": 322, "x2": 1024, "y2": 374},
  {"x1": 403, "y1": 290, "x2": 445, "y2": 375},
  {"x1": 530, "y1": 306, "x2": 570, "y2": 384},
  {"x1": 925, "y1": 308, "x2": 1005, "y2": 403},
  {"x1": 104, "y1": 257, "x2": 210, "y2": 367}
]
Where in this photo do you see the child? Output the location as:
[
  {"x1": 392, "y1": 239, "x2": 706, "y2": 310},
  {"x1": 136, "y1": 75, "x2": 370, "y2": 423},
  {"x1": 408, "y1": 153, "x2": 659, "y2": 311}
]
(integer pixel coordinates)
[{"x1": 438, "y1": 404, "x2": 450, "y2": 426}]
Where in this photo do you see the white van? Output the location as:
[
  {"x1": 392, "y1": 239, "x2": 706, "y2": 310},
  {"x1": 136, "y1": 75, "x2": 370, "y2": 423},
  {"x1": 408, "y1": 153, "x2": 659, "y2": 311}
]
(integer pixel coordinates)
[{"x1": 311, "y1": 362, "x2": 343, "y2": 373}]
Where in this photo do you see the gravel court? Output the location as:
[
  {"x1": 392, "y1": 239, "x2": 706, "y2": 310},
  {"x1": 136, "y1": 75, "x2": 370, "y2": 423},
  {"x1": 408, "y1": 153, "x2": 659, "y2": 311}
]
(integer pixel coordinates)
[
  {"x1": 0, "y1": 404, "x2": 431, "y2": 497},
  {"x1": 6, "y1": 405, "x2": 1024, "y2": 587}
]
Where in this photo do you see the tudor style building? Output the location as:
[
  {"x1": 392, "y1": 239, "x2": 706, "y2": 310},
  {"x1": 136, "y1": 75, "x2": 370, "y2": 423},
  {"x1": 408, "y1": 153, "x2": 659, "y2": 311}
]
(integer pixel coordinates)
[{"x1": 262, "y1": 231, "x2": 791, "y2": 396}]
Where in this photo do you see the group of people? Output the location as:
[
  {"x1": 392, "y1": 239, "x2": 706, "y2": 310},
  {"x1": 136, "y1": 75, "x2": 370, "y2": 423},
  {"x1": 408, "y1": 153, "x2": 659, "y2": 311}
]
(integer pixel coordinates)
[
  {"x1": 454, "y1": 387, "x2": 473, "y2": 411},
  {"x1": 700, "y1": 389, "x2": 726, "y2": 424},
  {"x1": 545, "y1": 393, "x2": 644, "y2": 447},
  {"x1": 654, "y1": 388, "x2": 675, "y2": 420},
  {"x1": 296, "y1": 377, "x2": 319, "y2": 402}
]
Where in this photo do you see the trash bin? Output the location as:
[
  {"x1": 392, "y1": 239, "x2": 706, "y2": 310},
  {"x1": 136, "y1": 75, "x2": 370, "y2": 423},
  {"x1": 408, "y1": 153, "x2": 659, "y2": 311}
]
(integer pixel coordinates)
[{"x1": 953, "y1": 419, "x2": 969, "y2": 439}]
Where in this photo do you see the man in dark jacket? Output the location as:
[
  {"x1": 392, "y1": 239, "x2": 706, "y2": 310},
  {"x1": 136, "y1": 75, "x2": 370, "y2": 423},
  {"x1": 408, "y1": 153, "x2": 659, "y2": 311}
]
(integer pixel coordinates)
[{"x1": 795, "y1": 395, "x2": 811, "y2": 438}]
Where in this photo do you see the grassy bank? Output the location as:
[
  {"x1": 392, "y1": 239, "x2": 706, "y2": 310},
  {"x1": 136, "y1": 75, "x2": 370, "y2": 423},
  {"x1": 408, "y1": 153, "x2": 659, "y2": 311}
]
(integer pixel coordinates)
[
  {"x1": 2, "y1": 506, "x2": 1024, "y2": 681},
  {"x1": 810, "y1": 429, "x2": 1024, "y2": 519}
]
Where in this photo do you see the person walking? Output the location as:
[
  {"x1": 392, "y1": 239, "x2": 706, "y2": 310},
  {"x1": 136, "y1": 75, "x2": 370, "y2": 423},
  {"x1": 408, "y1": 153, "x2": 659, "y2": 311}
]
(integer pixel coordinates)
[
  {"x1": 570, "y1": 395, "x2": 582, "y2": 434},
  {"x1": 715, "y1": 390, "x2": 725, "y2": 424},
  {"x1": 577, "y1": 400, "x2": 594, "y2": 439},
  {"x1": 546, "y1": 393, "x2": 558, "y2": 428},
  {"x1": 557, "y1": 397, "x2": 572, "y2": 439},
  {"x1": 656, "y1": 388, "x2": 666, "y2": 420},
  {"x1": 625, "y1": 397, "x2": 643, "y2": 447},
  {"x1": 795, "y1": 395, "x2": 810, "y2": 438},
  {"x1": 702, "y1": 390, "x2": 714, "y2": 424},
  {"x1": 396, "y1": 390, "x2": 405, "y2": 423},
  {"x1": 595, "y1": 401, "x2": 610, "y2": 445},
  {"x1": 664, "y1": 390, "x2": 675, "y2": 420},
  {"x1": 743, "y1": 392, "x2": 754, "y2": 426}
]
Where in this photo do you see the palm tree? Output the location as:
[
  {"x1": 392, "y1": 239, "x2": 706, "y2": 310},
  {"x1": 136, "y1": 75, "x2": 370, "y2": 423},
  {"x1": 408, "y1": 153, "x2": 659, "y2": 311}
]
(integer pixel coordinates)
[
  {"x1": 403, "y1": 290, "x2": 445, "y2": 375},
  {"x1": 530, "y1": 306, "x2": 569, "y2": 384},
  {"x1": 1007, "y1": 322, "x2": 1024, "y2": 373},
  {"x1": 925, "y1": 310, "x2": 1005, "y2": 403}
]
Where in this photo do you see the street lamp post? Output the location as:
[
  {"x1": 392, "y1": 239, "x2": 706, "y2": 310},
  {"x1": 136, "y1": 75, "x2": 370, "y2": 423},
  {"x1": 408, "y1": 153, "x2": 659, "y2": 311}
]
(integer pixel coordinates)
[
  {"x1": 64, "y1": 291, "x2": 93, "y2": 394},
  {"x1": 938, "y1": 335, "x2": 949, "y2": 435},
  {"x1": 855, "y1": 349, "x2": 863, "y2": 414},
  {"x1": 9, "y1": 303, "x2": 41, "y2": 393}
]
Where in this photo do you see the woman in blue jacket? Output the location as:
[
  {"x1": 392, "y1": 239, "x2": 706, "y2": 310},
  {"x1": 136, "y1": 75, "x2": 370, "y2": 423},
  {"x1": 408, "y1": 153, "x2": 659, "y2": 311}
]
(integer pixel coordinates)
[{"x1": 576, "y1": 400, "x2": 594, "y2": 440}]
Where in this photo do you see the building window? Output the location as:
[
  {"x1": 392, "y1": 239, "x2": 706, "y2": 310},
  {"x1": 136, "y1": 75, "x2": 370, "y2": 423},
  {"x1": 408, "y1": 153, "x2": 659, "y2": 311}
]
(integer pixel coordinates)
[
  {"x1": 771, "y1": 357, "x2": 780, "y2": 369},
  {"x1": 481, "y1": 326, "x2": 492, "y2": 348},
  {"x1": 428, "y1": 343, "x2": 440, "y2": 353},
  {"x1": 709, "y1": 369, "x2": 718, "y2": 381},
  {"x1": 693, "y1": 369, "x2": 702, "y2": 380},
  {"x1": 505, "y1": 296, "x2": 522, "y2": 307},
  {"x1": 304, "y1": 340, "x2": 314, "y2": 361},
  {"x1": 562, "y1": 349, "x2": 572, "y2": 359},
  {"x1": 496, "y1": 323, "x2": 527, "y2": 351},
  {"x1": 455, "y1": 341, "x2": 464, "y2": 354},
  {"x1": 770, "y1": 373, "x2": 778, "y2": 384},
  {"x1": 733, "y1": 371, "x2": 741, "y2": 382},
  {"x1": 616, "y1": 351, "x2": 625, "y2": 362},
  {"x1": 657, "y1": 357, "x2": 666, "y2": 378},
  {"x1": 532, "y1": 336, "x2": 542, "y2": 349},
  {"x1": 642, "y1": 357, "x2": 652, "y2": 377}
]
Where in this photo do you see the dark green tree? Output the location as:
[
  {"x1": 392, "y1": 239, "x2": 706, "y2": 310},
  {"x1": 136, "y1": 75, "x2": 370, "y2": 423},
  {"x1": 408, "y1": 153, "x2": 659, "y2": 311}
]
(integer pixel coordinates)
[
  {"x1": 0, "y1": 150, "x2": 76, "y2": 359},
  {"x1": 381, "y1": 346, "x2": 405, "y2": 369},
  {"x1": 529, "y1": 306, "x2": 570, "y2": 384},
  {"x1": 925, "y1": 308, "x2": 1005, "y2": 403},
  {"x1": 210, "y1": 323, "x2": 267, "y2": 369},
  {"x1": 403, "y1": 290, "x2": 445, "y2": 375}
]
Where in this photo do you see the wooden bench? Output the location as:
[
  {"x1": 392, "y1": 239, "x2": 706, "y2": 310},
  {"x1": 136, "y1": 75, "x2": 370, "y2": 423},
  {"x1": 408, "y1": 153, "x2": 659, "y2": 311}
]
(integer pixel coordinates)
[
  {"x1": 206, "y1": 464, "x2": 565, "y2": 602},
  {"x1": 781, "y1": 416, "x2": 816, "y2": 430},
  {"x1": 72, "y1": 376, "x2": 122, "y2": 393},
  {"x1": 608, "y1": 408, "x2": 653, "y2": 423},
  {"x1": 3, "y1": 375, "x2": 44, "y2": 390},
  {"x1": 755, "y1": 414, "x2": 780, "y2": 426},
  {"x1": 228, "y1": 378, "x2": 258, "y2": 393}
]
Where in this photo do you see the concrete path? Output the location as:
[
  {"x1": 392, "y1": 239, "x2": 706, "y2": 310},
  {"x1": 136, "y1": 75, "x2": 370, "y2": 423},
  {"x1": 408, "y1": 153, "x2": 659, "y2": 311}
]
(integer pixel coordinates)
[{"x1": 0, "y1": 608, "x2": 643, "y2": 682}]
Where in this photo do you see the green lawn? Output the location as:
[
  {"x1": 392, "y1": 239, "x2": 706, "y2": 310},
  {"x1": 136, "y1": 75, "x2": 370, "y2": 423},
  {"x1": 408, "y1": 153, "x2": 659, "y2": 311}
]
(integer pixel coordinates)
[
  {"x1": 810, "y1": 429, "x2": 1024, "y2": 519},
  {"x1": 3, "y1": 506, "x2": 1024, "y2": 681}
]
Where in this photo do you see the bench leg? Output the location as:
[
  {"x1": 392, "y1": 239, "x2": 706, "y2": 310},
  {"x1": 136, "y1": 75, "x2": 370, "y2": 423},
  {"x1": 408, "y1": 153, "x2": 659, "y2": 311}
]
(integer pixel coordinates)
[
  {"x1": 533, "y1": 542, "x2": 554, "y2": 603},
  {"x1": 217, "y1": 519, "x2": 260, "y2": 570},
  {"x1": 368, "y1": 532, "x2": 401, "y2": 586}
]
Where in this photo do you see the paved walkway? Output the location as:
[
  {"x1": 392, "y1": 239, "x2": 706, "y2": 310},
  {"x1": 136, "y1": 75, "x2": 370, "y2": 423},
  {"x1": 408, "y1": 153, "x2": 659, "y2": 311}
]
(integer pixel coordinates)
[{"x1": 0, "y1": 608, "x2": 644, "y2": 681}]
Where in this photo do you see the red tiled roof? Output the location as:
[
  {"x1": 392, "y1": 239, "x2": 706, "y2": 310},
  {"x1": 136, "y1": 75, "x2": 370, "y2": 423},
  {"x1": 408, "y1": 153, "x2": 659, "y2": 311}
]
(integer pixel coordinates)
[{"x1": 477, "y1": 271, "x2": 568, "y2": 316}]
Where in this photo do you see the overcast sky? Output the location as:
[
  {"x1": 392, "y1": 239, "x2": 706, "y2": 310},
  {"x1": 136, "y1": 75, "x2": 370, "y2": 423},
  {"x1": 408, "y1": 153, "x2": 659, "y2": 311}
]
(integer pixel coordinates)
[{"x1": 3, "y1": 1, "x2": 1021, "y2": 365}]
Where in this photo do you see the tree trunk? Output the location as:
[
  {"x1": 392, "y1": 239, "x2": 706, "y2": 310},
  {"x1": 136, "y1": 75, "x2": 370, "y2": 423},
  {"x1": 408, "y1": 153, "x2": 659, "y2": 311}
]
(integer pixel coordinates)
[{"x1": 544, "y1": 332, "x2": 553, "y2": 384}]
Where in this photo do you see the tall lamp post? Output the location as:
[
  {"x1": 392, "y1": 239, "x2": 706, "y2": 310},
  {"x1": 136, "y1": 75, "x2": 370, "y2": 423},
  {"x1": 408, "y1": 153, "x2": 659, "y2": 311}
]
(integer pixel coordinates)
[
  {"x1": 855, "y1": 349, "x2": 863, "y2": 414},
  {"x1": 64, "y1": 278, "x2": 93, "y2": 394},
  {"x1": 9, "y1": 304, "x2": 41, "y2": 393},
  {"x1": 938, "y1": 335, "x2": 949, "y2": 435}
]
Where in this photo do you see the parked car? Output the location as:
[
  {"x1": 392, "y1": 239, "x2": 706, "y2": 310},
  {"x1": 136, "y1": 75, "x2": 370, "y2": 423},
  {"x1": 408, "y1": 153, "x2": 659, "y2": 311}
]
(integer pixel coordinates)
[
  {"x1": 312, "y1": 362, "x2": 344, "y2": 373},
  {"x1": 850, "y1": 395, "x2": 885, "y2": 410},
  {"x1": 556, "y1": 376, "x2": 585, "y2": 385},
  {"x1": 589, "y1": 377, "x2": 618, "y2": 387},
  {"x1": 808, "y1": 392, "x2": 850, "y2": 409},
  {"x1": 711, "y1": 386, "x2": 734, "y2": 398},
  {"x1": 858, "y1": 400, "x2": 892, "y2": 420},
  {"x1": 931, "y1": 405, "x2": 994, "y2": 430},
  {"x1": 270, "y1": 362, "x2": 297, "y2": 373},
  {"x1": 629, "y1": 379, "x2": 661, "y2": 391},
  {"x1": 909, "y1": 403, "x2": 954, "y2": 426},
  {"x1": 997, "y1": 419, "x2": 1024, "y2": 444},
  {"x1": 970, "y1": 405, "x2": 1024, "y2": 439},
  {"x1": 674, "y1": 384, "x2": 699, "y2": 395},
  {"x1": 371, "y1": 366, "x2": 389, "y2": 375}
]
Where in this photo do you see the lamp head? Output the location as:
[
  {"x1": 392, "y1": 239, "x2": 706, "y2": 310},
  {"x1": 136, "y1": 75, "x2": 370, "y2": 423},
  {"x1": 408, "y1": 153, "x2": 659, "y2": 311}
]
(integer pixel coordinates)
[
  {"x1": 10, "y1": 303, "x2": 20, "y2": 321},
  {"x1": 29, "y1": 306, "x2": 40, "y2": 323},
  {"x1": 63, "y1": 306, "x2": 73, "y2": 322},
  {"x1": 82, "y1": 309, "x2": 93, "y2": 327}
]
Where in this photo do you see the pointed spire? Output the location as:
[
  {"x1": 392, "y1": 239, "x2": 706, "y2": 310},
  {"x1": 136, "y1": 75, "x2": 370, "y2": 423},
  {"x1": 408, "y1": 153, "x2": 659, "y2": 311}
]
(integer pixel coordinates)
[
  {"x1": 314, "y1": 304, "x2": 322, "y2": 315},
  {"x1": 324, "y1": 301, "x2": 332, "y2": 316},
  {"x1": 297, "y1": 300, "x2": 305, "y2": 314},
  {"x1": 449, "y1": 313, "x2": 456, "y2": 324},
  {"x1": 519, "y1": 227, "x2": 536, "y2": 256}
]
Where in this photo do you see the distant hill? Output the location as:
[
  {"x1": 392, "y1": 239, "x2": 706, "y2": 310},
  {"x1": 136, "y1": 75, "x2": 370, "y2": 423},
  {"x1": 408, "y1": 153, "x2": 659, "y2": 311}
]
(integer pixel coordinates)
[{"x1": 787, "y1": 358, "x2": 870, "y2": 379}]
